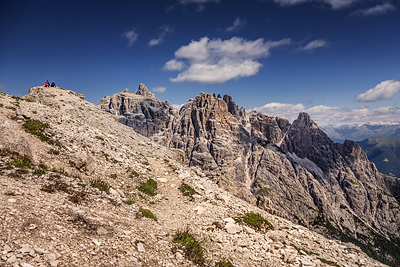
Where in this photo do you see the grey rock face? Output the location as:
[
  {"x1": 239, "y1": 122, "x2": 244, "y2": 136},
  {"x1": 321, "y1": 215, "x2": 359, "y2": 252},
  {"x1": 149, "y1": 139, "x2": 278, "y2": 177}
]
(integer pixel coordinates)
[
  {"x1": 135, "y1": 83, "x2": 155, "y2": 98},
  {"x1": 97, "y1": 84, "x2": 178, "y2": 137},
  {"x1": 100, "y1": 88, "x2": 400, "y2": 266}
]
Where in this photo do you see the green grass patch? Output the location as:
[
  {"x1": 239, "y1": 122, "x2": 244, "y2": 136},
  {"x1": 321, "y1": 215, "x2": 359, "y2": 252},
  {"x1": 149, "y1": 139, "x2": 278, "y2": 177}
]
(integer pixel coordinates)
[
  {"x1": 215, "y1": 260, "x2": 233, "y2": 267},
  {"x1": 90, "y1": 179, "x2": 110, "y2": 194},
  {"x1": 22, "y1": 119, "x2": 54, "y2": 144},
  {"x1": 33, "y1": 164, "x2": 48, "y2": 176},
  {"x1": 139, "y1": 207, "x2": 157, "y2": 221},
  {"x1": 137, "y1": 179, "x2": 157, "y2": 196},
  {"x1": 110, "y1": 173, "x2": 117, "y2": 179},
  {"x1": 124, "y1": 199, "x2": 134, "y2": 205},
  {"x1": 8, "y1": 157, "x2": 33, "y2": 169},
  {"x1": 130, "y1": 170, "x2": 140, "y2": 178},
  {"x1": 173, "y1": 230, "x2": 204, "y2": 265},
  {"x1": 290, "y1": 244, "x2": 318, "y2": 256},
  {"x1": 49, "y1": 148, "x2": 60, "y2": 155},
  {"x1": 101, "y1": 151, "x2": 110, "y2": 161},
  {"x1": 318, "y1": 258, "x2": 340, "y2": 267},
  {"x1": 109, "y1": 199, "x2": 119, "y2": 206},
  {"x1": 179, "y1": 182, "x2": 199, "y2": 198},
  {"x1": 95, "y1": 135, "x2": 104, "y2": 141},
  {"x1": 235, "y1": 212, "x2": 274, "y2": 232}
]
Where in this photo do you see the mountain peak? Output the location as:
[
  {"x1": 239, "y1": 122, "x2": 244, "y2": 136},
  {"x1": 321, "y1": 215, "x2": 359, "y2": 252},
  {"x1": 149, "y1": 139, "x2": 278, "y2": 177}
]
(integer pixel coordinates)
[
  {"x1": 294, "y1": 112, "x2": 319, "y2": 129},
  {"x1": 135, "y1": 83, "x2": 155, "y2": 98}
]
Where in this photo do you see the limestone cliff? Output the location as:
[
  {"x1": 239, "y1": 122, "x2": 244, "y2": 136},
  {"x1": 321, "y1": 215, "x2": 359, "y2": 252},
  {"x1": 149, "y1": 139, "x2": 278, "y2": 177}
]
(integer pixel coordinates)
[
  {"x1": 97, "y1": 84, "x2": 178, "y2": 137},
  {"x1": 99, "y1": 88, "x2": 400, "y2": 266}
]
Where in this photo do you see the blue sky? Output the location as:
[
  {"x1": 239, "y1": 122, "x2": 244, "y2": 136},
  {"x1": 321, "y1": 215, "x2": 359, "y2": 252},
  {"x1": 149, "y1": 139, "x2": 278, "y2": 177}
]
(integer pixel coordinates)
[{"x1": 1, "y1": 0, "x2": 399, "y2": 126}]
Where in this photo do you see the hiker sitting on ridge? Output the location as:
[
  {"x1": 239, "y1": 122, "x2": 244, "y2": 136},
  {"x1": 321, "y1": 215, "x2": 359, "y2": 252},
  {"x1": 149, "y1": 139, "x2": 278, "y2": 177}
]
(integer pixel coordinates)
[
  {"x1": 44, "y1": 80, "x2": 49, "y2": 87},
  {"x1": 51, "y1": 81, "x2": 56, "y2": 87}
]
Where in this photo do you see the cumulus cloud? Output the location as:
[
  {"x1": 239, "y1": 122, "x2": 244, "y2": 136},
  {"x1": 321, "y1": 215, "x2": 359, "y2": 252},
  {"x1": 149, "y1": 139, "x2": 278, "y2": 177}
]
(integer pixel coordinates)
[
  {"x1": 356, "y1": 80, "x2": 400, "y2": 102},
  {"x1": 353, "y1": 3, "x2": 396, "y2": 16},
  {"x1": 148, "y1": 25, "x2": 173, "y2": 47},
  {"x1": 297, "y1": 39, "x2": 328, "y2": 52},
  {"x1": 253, "y1": 103, "x2": 306, "y2": 122},
  {"x1": 164, "y1": 36, "x2": 291, "y2": 84},
  {"x1": 163, "y1": 59, "x2": 186, "y2": 71},
  {"x1": 226, "y1": 17, "x2": 246, "y2": 32},
  {"x1": 123, "y1": 30, "x2": 138, "y2": 47},
  {"x1": 152, "y1": 87, "x2": 167, "y2": 93},
  {"x1": 273, "y1": 0, "x2": 358, "y2": 9},
  {"x1": 172, "y1": 104, "x2": 184, "y2": 110},
  {"x1": 253, "y1": 102, "x2": 400, "y2": 126}
]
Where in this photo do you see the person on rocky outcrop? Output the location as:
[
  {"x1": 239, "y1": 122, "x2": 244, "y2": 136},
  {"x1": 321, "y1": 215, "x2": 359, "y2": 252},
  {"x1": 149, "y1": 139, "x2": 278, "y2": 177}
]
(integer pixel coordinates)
[
  {"x1": 51, "y1": 81, "x2": 56, "y2": 87},
  {"x1": 44, "y1": 80, "x2": 49, "y2": 87}
]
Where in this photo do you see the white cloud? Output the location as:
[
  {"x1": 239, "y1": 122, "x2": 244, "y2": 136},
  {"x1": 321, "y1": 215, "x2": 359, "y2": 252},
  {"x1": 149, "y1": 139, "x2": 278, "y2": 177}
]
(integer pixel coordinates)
[
  {"x1": 148, "y1": 25, "x2": 173, "y2": 47},
  {"x1": 172, "y1": 104, "x2": 184, "y2": 110},
  {"x1": 171, "y1": 60, "x2": 262, "y2": 83},
  {"x1": 297, "y1": 39, "x2": 328, "y2": 52},
  {"x1": 273, "y1": 0, "x2": 358, "y2": 9},
  {"x1": 152, "y1": 87, "x2": 167, "y2": 93},
  {"x1": 356, "y1": 80, "x2": 400, "y2": 102},
  {"x1": 123, "y1": 30, "x2": 138, "y2": 47},
  {"x1": 253, "y1": 103, "x2": 306, "y2": 122},
  {"x1": 353, "y1": 3, "x2": 396, "y2": 16},
  {"x1": 175, "y1": 37, "x2": 210, "y2": 61},
  {"x1": 253, "y1": 102, "x2": 400, "y2": 126},
  {"x1": 163, "y1": 59, "x2": 186, "y2": 71},
  {"x1": 165, "y1": 36, "x2": 291, "y2": 84},
  {"x1": 226, "y1": 17, "x2": 246, "y2": 32}
]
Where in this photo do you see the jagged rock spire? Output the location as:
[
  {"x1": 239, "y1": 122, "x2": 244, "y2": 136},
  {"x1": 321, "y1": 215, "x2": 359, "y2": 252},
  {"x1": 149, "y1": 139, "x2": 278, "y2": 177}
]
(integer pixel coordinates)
[{"x1": 135, "y1": 83, "x2": 155, "y2": 98}]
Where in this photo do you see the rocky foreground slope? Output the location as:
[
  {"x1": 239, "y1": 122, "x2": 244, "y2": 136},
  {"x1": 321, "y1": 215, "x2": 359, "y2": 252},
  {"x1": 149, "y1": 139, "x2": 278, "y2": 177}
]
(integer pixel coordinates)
[
  {"x1": 98, "y1": 85, "x2": 400, "y2": 266},
  {"x1": 0, "y1": 86, "x2": 387, "y2": 267}
]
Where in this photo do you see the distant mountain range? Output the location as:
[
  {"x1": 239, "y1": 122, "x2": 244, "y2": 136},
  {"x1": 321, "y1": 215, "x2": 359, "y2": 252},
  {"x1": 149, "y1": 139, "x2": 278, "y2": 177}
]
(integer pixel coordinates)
[
  {"x1": 357, "y1": 137, "x2": 400, "y2": 178},
  {"x1": 322, "y1": 124, "x2": 400, "y2": 143},
  {"x1": 322, "y1": 124, "x2": 400, "y2": 178}
]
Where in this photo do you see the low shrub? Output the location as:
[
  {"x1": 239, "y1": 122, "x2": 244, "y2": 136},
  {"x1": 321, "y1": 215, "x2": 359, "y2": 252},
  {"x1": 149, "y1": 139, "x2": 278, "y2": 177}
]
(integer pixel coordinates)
[
  {"x1": 137, "y1": 179, "x2": 157, "y2": 196},
  {"x1": 179, "y1": 182, "x2": 199, "y2": 198},
  {"x1": 8, "y1": 157, "x2": 33, "y2": 169},
  {"x1": 318, "y1": 258, "x2": 340, "y2": 267},
  {"x1": 139, "y1": 207, "x2": 157, "y2": 221},
  {"x1": 173, "y1": 230, "x2": 204, "y2": 265},
  {"x1": 49, "y1": 148, "x2": 60, "y2": 155},
  {"x1": 22, "y1": 119, "x2": 53, "y2": 144},
  {"x1": 236, "y1": 212, "x2": 274, "y2": 231},
  {"x1": 90, "y1": 179, "x2": 110, "y2": 194}
]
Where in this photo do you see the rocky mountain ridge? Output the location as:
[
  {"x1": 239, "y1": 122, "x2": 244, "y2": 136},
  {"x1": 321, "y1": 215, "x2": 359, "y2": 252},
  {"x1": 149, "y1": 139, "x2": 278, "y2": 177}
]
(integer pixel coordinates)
[
  {"x1": 98, "y1": 85, "x2": 400, "y2": 266},
  {"x1": 0, "y1": 86, "x2": 388, "y2": 266}
]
